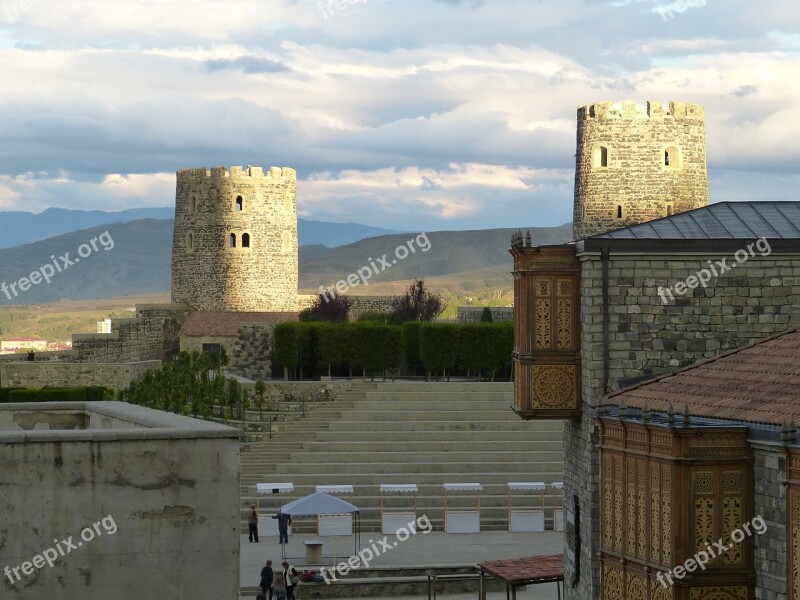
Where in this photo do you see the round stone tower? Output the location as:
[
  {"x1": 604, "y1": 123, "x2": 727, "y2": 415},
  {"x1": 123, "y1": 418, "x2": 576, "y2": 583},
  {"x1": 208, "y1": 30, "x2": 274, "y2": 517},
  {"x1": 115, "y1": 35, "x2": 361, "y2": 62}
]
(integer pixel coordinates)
[
  {"x1": 171, "y1": 165, "x2": 298, "y2": 312},
  {"x1": 572, "y1": 100, "x2": 708, "y2": 240}
]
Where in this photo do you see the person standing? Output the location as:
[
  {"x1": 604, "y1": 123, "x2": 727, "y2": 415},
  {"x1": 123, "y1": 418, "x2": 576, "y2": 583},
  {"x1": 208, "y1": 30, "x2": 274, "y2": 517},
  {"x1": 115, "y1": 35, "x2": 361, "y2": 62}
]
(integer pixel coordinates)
[
  {"x1": 259, "y1": 559, "x2": 274, "y2": 600},
  {"x1": 248, "y1": 503, "x2": 259, "y2": 543},
  {"x1": 281, "y1": 561, "x2": 299, "y2": 600},
  {"x1": 273, "y1": 511, "x2": 291, "y2": 544}
]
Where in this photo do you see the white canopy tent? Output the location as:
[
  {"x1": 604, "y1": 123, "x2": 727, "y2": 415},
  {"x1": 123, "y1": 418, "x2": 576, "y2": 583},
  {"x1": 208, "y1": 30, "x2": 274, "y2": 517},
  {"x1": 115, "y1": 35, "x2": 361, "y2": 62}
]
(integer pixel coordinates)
[
  {"x1": 281, "y1": 492, "x2": 361, "y2": 555},
  {"x1": 314, "y1": 485, "x2": 355, "y2": 536}
]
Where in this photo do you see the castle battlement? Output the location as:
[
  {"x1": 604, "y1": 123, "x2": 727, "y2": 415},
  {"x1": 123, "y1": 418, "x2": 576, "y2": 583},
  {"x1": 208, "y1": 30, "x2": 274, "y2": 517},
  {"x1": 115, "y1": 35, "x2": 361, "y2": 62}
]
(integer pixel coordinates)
[
  {"x1": 176, "y1": 165, "x2": 296, "y2": 180},
  {"x1": 578, "y1": 100, "x2": 704, "y2": 121}
]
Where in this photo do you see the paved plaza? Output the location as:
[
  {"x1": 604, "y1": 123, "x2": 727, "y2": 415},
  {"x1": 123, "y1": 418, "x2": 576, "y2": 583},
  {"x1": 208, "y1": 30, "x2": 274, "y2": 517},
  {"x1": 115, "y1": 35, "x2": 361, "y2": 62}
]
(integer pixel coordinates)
[{"x1": 241, "y1": 529, "x2": 564, "y2": 599}]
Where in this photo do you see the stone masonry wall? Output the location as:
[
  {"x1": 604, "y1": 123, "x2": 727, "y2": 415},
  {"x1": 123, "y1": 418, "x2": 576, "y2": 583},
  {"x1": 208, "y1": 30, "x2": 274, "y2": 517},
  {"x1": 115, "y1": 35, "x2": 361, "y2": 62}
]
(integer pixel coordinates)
[
  {"x1": 172, "y1": 166, "x2": 298, "y2": 312},
  {"x1": 230, "y1": 324, "x2": 272, "y2": 381},
  {"x1": 0, "y1": 360, "x2": 160, "y2": 390},
  {"x1": 563, "y1": 250, "x2": 800, "y2": 600},
  {"x1": 573, "y1": 100, "x2": 708, "y2": 240},
  {"x1": 71, "y1": 304, "x2": 189, "y2": 364},
  {"x1": 752, "y1": 442, "x2": 788, "y2": 600}
]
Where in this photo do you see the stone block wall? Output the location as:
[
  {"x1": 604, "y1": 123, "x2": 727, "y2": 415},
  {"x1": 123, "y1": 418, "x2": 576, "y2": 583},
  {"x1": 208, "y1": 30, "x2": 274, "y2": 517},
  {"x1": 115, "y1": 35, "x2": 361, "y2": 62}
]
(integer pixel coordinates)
[
  {"x1": 752, "y1": 442, "x2": 788, "y2": 600},
  {"x1": 457, "y1": 306, "x2": 513, "y2": 323},
  {"x1": 172, "y1": 166, "x2": 298, "y2": 312},
  {"x1": 231, "y1": 324, "x2": 272, "y2": 381},
  {"x1": 349, "y1": 295, "x2": 395, "y2": 318},
  {"x1": 0, "y1": 360, "x2": 160, "y2": 390},
  {"x1": 71, "y1": 304, "x2": 189, "y2": 364}
]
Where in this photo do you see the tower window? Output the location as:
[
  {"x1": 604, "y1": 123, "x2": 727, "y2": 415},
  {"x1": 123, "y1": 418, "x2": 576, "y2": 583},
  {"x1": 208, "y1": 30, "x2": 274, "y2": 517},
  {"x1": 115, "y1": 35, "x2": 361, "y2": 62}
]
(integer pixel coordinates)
[
  {"x1": 235, "y1": 196, "x2": 243, "y2": 211},
  {"x1": 187, "y1": 232, "x2": 194, "y2": 250},
  {"x1": 229, "y1": 233, "x2": 236, "y2": 248},
  {"x1": 593, "y1": 145, "x2": 609, "y2": 168},
  {"x1": 616, "y1": 205, "x2": 623, "y2": 219},
  {"x1": 667, "y1": 204, "x2": 674, "y2": 216},
  {"x1": 190, "y1": 196, "x2": 197, "y2": 213},
  {"x1": 242, "y1": 233, "x2": 250, "y2": 248},
  {"x1": 664, "y1": 146, "x2": 681, "y2": 169}
]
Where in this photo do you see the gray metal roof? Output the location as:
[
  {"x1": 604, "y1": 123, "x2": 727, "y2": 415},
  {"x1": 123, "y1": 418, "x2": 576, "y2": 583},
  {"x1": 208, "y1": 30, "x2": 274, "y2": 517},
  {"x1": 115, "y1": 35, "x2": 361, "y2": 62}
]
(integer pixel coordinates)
[{"x1": 595, "y1": 201, "x2": 800, "y2": 240}]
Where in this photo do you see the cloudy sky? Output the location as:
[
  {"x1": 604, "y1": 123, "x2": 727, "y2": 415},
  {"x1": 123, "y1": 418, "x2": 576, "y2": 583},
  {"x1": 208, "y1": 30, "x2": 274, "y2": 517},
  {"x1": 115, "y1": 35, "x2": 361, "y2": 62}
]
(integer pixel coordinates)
[{"x1": 0, "y1": 0, "x2": 798, "y2": 232}]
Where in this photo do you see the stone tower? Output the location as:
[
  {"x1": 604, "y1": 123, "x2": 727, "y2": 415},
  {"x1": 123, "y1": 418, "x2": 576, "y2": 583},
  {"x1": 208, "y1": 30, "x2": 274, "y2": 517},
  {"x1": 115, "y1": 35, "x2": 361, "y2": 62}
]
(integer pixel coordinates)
[
  {"x1": 572, "y1": 100, "x2": 708, "y2": 240},
  {"x1": 171, "y1": 165, "x2": 298, "y2": 312}
]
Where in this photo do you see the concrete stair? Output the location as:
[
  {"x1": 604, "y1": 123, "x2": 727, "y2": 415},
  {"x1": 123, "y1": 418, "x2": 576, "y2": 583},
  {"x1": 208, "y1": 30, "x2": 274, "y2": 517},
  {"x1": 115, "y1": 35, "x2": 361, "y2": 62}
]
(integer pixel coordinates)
[{"x1": 240, "y1": 382, "x2": 564, "y2": 532}]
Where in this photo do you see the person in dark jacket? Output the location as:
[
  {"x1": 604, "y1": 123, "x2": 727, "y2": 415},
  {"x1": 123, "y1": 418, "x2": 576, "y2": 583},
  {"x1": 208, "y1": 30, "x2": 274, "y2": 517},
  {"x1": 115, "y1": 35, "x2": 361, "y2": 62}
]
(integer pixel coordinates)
[
  {"x1": 272, "y1": 511, "x2": 291, "y2": 544},
  {"x1": 248, "y1": 503, "x2": 259, "y2": 543},
  {"x1": 259, "y1": 559, "x2": 274, "y2": 600}
]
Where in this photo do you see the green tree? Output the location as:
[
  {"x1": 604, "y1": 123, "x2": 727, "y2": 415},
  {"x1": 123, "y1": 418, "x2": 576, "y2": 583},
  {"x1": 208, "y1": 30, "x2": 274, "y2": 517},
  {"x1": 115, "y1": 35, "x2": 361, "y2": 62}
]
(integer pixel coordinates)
[
  {"x1": 390, "y1": 278, "x2": 446, "y2": 323},
  {"x1": 254, "y1": 379, "x2": 267, "y2": 421},
  {"x1": 419, "y1": 323, "x2": 460, "y2": 381},
  {"x1": 480, "y1": 307, "x2": 494, "y2": 323}
]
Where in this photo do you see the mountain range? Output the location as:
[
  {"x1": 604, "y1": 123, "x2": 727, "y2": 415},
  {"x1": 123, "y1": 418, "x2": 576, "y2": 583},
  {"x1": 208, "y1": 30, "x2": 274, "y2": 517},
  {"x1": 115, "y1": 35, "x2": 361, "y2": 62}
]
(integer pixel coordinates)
[
  {"x1": 0, "y1": 208, "x2": 400, "y2": 250},
  {"x1": 0, "y1": 214, "x2": 573, "y2": 304}
]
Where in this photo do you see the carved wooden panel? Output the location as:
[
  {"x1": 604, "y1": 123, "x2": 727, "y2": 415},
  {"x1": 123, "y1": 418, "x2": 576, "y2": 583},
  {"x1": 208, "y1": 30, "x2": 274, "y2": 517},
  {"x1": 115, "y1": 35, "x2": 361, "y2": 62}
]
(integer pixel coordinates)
[
  {"x1": 535, "y1": 297, "x2": 551, "y2": 349},
  {"x1": 651, "y1": 462, "x2": 661, "y2": 563},
  {"x1": 689, "y1": 587, "x2": 748, "y2": 600},
  {"x1": 627, "y1": 458, "x2": 637, "y2": 555},
  {"x1": 615, "y1": 455, "x2": 623, "y2": 552},
  {"x1": 626, "y1": 571, "x2": 647, "y2": 600},
  {"x1": 556, "y1": 298, "x2": 572, "y2": 349},
  {"x1": 530, "y1": 365, "x2": 576, "y2": 409},
  {"x1": 651, "y1": 577, "x2": 674, "y2": 600},
  {"x1": 792, "y1": 493, "x2": 800, "y2": 600},
  {"x1": 604, "y1": 454, "x2": 614, "y2": 549},
  {"x1": 638, "y1": 460, "x2": 647, "y2": 559},
  {"x1": 662, "y1": 464, "x2": 672, "y2": 565},
  {"x1": 603, "y1": 564, "x2": 624, "y2": 600}
]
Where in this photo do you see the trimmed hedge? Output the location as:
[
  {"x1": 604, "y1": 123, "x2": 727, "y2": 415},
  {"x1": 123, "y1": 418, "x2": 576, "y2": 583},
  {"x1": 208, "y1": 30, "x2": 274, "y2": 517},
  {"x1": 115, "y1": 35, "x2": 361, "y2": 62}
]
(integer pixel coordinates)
[
  {"x1": 274, "y1": 321, "x2": 513, "y2": 380},
  {"x1": 0, "y1": 386, "x2": 109, "y2": 403}
]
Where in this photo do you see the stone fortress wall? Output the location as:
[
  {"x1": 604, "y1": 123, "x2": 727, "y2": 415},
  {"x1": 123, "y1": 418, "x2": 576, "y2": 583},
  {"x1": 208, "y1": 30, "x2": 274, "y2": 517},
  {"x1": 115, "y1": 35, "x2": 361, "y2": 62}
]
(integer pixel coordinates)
[
  {"x1": 172, "y1": 165, "x2": 298, "y2": 312},
  {"x1": 572, "y1": 100, "x2": 708, "y2": 240}
]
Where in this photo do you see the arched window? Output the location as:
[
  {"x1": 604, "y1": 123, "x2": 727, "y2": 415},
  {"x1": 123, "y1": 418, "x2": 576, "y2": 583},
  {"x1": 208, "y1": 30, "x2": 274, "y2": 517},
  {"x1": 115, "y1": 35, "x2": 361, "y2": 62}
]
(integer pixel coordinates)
[
  {"x1": 242, "y1": 233, "x2": 250, "y2": 248},
  {"x1": 616, "y1": 205, "x2": 623, "y2": 219},
  {"x1": 229, "y1": 233, "x2": 236, "y2": 248},
  {"x1": 190, "y1": 196, "x2": 197, "y2": 213},
  {"x1": 187, "y1": 232, "x2": 194, "y2": 250},
  {"x1": 235, "y1": 196, "x2": 243, "y2": 211},
  {"x1": 593, "y1": 145, "x2": 609, "y2": 168},
  {"x1": 664, "y1": 146, "x2": 681, "y2": 169},
  {"x1": 667, "y1": 204, "x2": 674, "y2": 216}
]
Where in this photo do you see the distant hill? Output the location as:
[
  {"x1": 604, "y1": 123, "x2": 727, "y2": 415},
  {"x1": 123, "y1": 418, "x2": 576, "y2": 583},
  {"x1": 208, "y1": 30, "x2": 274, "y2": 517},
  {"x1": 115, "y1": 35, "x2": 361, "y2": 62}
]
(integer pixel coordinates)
[
  {"x1": 298, "y1": 226, "x2": 574, "y2": 289},
  {"x1": 0, "y1": 219, "x2": 172, "y2": 304},
  {"x1": 0, "y1": 218, "x2": 573, "y2": 304},
  {"x1": 0, "y1": 208, "x2": 401, "y2": 250},
  {"x1": 0, "y1": 207, "x2": 175, "y2": 249}
]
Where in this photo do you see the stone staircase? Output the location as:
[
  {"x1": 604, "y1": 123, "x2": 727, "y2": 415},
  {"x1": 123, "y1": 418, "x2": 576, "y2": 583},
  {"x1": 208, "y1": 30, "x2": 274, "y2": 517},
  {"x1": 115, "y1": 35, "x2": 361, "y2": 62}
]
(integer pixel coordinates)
[{"x1": 240, "y1": 382, "x2": 564, "y2": 532}]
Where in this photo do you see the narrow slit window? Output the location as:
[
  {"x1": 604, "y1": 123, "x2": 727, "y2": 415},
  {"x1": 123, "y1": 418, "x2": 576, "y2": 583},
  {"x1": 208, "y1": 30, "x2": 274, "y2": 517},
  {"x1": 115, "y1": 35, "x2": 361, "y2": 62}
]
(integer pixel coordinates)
[
  {"x1": 667, "y1": 205, "x2": 673, "y2": 216},
  {"x1": 600, "y1": 147, "x2": 608, "y2": 167},
  {"x1": 664, "y1": 151, "x2": 670, "y2": 166},
  {"x1": 229, "y1": 233, "x2": 236, "y2": 248},
  {"x1": 242, "y1": 233, "x2": 250, "y2": 248},
  {"x1": 190, "y1": 196, "x2": 197, "y2": 212},
  {"x1": 187, "y1": 232, "x2": 194, "y2": 250},
  {"x1": 593, "y1": 145, "x2": 609, "y2": 168},
  {"x1": 235, "y1": 196, "x2": 243, "y2": 211},
  {"x1": 616, "y1": 205, "x2": 623, "y2": 219}
]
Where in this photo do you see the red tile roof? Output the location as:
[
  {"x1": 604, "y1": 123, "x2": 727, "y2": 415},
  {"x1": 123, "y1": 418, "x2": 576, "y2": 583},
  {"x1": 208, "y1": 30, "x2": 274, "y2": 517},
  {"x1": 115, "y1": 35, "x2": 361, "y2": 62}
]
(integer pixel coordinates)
[
  {"x1": 178, "y1": 311, "x2": 299, "y2": 337},
  {"x1": 607, "y1": 327, "x2": 800, "y2": 425},
  {"x1": 479, "y1": 554, "x2": 564, "y2": 584}
]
